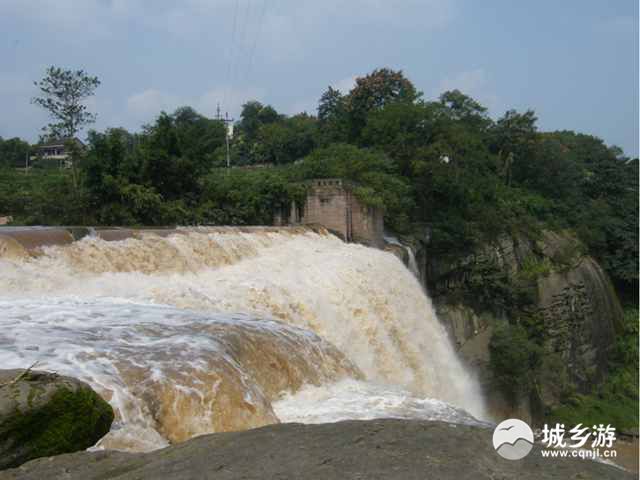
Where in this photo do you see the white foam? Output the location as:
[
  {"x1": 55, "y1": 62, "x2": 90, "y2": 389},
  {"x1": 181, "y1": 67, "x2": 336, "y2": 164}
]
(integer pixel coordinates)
[
  {"x1": 0, "y1": 229, "x2": 488, "y2": 449},
  {"x1": 274, "y1": 378, "x2": 485, "y2": 426}
]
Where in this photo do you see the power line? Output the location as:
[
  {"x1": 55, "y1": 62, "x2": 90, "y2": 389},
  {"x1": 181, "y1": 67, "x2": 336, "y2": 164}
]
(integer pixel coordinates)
[
  {"x1": 243, "y1": 0, "x2": 267, "y2": 88},
  {"x1": 228, "y1": 0, "x2": 252, "y2": 117},
  {"x1": 222, "y1": 0, "x2": 240, "y2": 114}
]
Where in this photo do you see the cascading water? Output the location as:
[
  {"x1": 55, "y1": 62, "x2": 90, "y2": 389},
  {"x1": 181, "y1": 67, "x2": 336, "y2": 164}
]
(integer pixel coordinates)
[
  {"x1": 0, "y1": 228, "x2": 486, "y2": 451},
  {"x1": 383, "y1": 234, "x2": 420, "y2": 277}
]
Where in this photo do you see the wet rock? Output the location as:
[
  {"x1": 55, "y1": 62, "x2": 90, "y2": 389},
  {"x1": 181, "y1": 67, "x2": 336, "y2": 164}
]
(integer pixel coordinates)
[
  {"x1": 0, "y1": 369, "x2": 114, "y2": 470},
  {"x1": 0, "y1": 419, "x2": 631, "y2": 479}
]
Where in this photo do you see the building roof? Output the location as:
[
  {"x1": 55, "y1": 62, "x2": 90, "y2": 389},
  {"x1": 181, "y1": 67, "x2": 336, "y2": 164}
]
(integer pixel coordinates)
[{"x1": 37, "y1": 137, "x2": 85, "y2": 149}]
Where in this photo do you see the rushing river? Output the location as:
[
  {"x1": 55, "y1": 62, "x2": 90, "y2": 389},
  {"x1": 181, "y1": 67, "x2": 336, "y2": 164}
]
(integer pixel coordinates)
[{"x1": 0, "y1": 228, "x2": 486, "y2": 451}]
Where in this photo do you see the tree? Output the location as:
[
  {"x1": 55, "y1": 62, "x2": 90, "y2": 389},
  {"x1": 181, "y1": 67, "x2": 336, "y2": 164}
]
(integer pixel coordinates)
[
  {"x1": 318, "y1": 86, "x2": 345, "y2": 123},
  {"x1": 172, "y1": 106, "x2": 226, "y2": 173},
  {"x1": 0, "y1": 137, "x2": 31, "y2": 169},
  {"x1": 489, "y1": 109, "x2": 538, "y2": 185},
  {"x1": 361, "y1": 101, "x2": 438, "y2": 176},
  {"x1": 490, "y1": 322, "x2": 543, "y2": 404},
  {"x1": 32, "y1": 67, "x2": 100, "y2": 140},
  {"x1": 438, "y1": 90, "x2": 491, "y2": 133},
  {"x1": 138, "y1": 112, "x2": 190, "y2": 201},
  {"x1": 345, "y1": 68, "x2": 420, "y2": 141},
  {"x1": 257, "y1": 114, "x2": 318, "y2": 164},
  {"x1": 317, "y1": 86, "x2": 349, "y2": 144},
  {"x1": 84, "y1": 128, "x2": 140, "y2": 205},
  {"x1": 238, "y1": 101, "x2": 281, "y2": 142},
  {"x1": 32, "y1": 66, "x2": 100, "y2": 191}
]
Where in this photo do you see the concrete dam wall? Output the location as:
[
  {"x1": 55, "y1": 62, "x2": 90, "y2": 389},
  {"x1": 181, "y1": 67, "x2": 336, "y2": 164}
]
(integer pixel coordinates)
[{"x1": 0, "y1": 225, "x2": 325, "y2": 254}]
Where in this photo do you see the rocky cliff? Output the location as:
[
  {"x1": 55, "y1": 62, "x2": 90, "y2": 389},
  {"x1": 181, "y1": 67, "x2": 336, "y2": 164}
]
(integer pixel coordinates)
[{"x1": 399, "y1": 230, "x2": 624, "y2": 424}]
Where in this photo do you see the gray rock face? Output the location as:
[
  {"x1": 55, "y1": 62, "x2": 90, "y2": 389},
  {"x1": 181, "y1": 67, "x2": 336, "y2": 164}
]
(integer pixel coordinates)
[
  {"x1": 0, "y1": 369, "x2": 114, "y2": 470},
  {"x1": 413, "y1": 230, "x2": 623, "y2": 421},
  {"x1": 0, "y1": 419, "x2": 631, "y2": 480}
]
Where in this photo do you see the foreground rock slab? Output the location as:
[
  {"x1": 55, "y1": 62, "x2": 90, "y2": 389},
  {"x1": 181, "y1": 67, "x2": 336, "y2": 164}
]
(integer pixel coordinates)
[
  {"x1": 0, "y1": 369, "x2": 114, "y2": 470},
  {"x1": 1, "y1": 419, "x2": 631, "y2": 479}
]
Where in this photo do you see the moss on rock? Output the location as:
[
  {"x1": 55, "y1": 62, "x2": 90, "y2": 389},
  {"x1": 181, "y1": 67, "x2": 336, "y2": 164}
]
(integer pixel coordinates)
[{"x1": 0, "y1": 371, "x2": 114, "y2": 470}]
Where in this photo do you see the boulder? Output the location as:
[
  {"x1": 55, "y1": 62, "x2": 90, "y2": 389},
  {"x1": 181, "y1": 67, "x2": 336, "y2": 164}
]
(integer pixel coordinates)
[
  {"x1": 0, "y1": 369, "x2": 114, "y2": 470},
  {"x1": 0, "y1": 419, "x2": 631, "y2": 479}
]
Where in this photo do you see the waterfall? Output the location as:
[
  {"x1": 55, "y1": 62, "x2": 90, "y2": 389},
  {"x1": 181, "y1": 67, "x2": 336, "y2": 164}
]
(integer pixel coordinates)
[
  {"x1": 383, "y1": 234, "x2": 419, "y2": 277},
  {"x1": 0, "y1": 228, "x2": 486, "y2": 451}
]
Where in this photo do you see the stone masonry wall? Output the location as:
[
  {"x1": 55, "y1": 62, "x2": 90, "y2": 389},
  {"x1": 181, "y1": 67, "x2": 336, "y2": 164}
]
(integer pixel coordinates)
[
  {"x1": 349, "y1": 194, "x2": 384, "y2": 248},
  {"x1": 302, "y1": 179, "x2": 349, "y2": 240},
  {"x1": 274, "y1": 179, "x2": 384, "y2": 247}
]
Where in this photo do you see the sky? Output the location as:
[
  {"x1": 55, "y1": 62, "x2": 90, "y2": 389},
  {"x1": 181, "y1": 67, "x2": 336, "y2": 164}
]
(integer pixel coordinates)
[{"x1": 1, "y1": 0, "x2": 638, "y2": 156}]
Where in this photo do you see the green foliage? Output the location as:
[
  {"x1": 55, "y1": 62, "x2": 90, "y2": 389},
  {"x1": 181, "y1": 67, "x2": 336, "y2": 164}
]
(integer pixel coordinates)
[
  {"x1": 549, "y1": 308, "x2": 639, "y2": 430},
  {"x1": 173, "y1": 106, "x2": 226, "y2": 169},
  {"x1": 238, "y1": 100, "x2": 282, "y2": 143},
  {"x1": 200, "y1": 167, "x2": 304, "y2": 225},
  {"x1": 463, "y1": 254, "x2": 536, "y2": 314},
  {"x1": 438, "y1": 89, "x2": 491, "y2": 131},
  {"x1": 345, "y1": 68, "x2": 420, "y2": 140},
  {"x1": 317, "y1": 86, "x2": 349, "y2": 144},
  {"x1": 31, "y1": 66, "x2": 100, "y2": 140},
  {"x1": 0, "y1": 168, "x2": 84, "y2": 224},
  {"x1": 0, "y1": 137, "x2": 31, "y2": 169},
  {"x1": 256, "y1": 114, "x2": 318, "y2": 164},
  {"x1": 518, "y1": 257, "x2": 553, "y2": 281},
  {"x1": 489, "y1": 322, "x2": 544, "y2": 404},
  {"x1": 292, "y1": 144, "x2": 414, "y2": 232}
]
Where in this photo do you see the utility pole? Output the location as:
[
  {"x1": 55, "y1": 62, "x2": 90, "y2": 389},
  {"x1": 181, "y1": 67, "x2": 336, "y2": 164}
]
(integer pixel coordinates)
[{"x1": 222, "y1": 111, "x2": 235, "y2": 168}]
